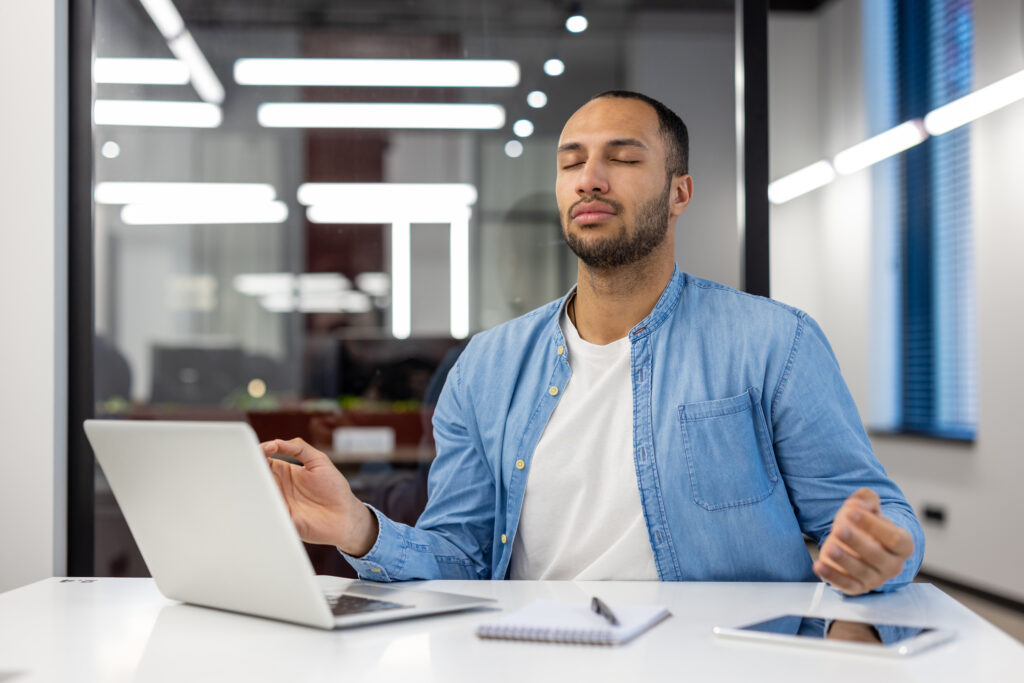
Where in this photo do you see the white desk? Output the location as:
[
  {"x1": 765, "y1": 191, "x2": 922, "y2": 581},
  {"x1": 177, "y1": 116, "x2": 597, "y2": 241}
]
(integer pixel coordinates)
[{"x1": 1, "y1": 578, "x2": 1021, "y2": 682}]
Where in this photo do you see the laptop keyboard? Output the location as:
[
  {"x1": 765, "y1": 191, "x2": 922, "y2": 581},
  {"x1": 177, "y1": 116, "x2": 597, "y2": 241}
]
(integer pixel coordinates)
[{"x1": 325, "y1": 592, "x2": 409, "y2": 616}]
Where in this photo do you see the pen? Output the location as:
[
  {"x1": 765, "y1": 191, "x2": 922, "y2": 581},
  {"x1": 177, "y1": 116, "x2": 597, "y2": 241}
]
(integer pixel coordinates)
[{"x1": 591, "y1": 596, "x2": 620, "y2": 626}]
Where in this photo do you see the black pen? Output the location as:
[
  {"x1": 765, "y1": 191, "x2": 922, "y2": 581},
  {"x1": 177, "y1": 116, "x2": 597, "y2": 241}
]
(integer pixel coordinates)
[{"x1": 591, "y1": 596, "x2": 620, "y2": 626}]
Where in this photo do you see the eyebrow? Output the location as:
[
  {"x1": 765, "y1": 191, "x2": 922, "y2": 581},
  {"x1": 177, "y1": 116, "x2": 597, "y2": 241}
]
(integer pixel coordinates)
[{"x1": 556, "y1": 138, "x2": 649, "y2": 153}]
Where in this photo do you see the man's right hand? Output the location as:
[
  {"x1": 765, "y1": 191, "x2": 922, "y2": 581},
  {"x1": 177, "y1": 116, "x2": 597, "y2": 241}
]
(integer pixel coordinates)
[{"x1": 261, "y1": 438, "x2": 379, "y2": 557}]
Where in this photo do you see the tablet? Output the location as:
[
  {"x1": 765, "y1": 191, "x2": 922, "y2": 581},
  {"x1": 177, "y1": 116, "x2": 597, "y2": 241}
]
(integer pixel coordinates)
[{"x1": 713, "y1": 614, "x2": 955, "y2": 656}]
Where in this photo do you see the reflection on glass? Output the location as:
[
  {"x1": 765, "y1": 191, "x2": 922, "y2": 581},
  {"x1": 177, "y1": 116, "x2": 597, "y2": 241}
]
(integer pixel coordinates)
[
  {"x1": 739, "y1": 614, "x2": 928, "y2": 646},
  {"x1": 92, "y1": 0, "x2": 738, "y2": 577}
]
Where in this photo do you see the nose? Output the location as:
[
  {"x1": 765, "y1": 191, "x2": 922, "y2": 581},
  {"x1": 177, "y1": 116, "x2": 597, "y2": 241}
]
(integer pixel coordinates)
[{"x1": 575, "y1": 159, "x2": 609, "y2": 196}]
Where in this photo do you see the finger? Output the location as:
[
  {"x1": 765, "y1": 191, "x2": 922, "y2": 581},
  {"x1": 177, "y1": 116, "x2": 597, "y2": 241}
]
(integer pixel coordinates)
[
  {"x1": 820, "y1": 537, "x2": 884, "y2": 590},
  {"x1": 847, "y1": 507, "x2": 915, "y2": 558},
  {"x1": 849, "y1": 487, "x2": 881, "y2": 513},
  {"x1": 260, "y1": 440, "x2": 279, "y2": 457},
  {"x1": 268, "y1": 438, "x2": 330, "y2": 468},
  {"x1": 832, "y1": 520, "x2": 906, "y2": 582},
  {"x1": 813, "y1": 558, "x2": 867, "y2": 596}
]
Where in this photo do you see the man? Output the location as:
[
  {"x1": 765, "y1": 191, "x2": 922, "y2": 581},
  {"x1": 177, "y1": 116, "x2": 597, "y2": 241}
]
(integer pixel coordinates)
[{"x1": 263, "y1": 91, "x2": 923, "y2": 595}]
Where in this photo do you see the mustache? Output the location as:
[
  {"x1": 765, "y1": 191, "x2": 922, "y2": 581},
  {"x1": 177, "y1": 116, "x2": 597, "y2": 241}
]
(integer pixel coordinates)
[{"x1": 567, "y1": 196, "x2": 625, "y2": 220}]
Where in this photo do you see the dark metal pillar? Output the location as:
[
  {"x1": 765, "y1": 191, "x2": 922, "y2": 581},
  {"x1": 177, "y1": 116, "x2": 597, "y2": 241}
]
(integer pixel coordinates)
[
  {"x1": 736, "y1": 0, "x2": 771, "y2": 297},
  {"x1": 67, "y1": 0, "x2": 95, "y2": 576}
]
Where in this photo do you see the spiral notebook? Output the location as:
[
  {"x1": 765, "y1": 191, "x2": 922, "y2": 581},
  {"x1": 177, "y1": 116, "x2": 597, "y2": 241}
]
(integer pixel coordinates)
[{"x1": 475, "y1": 599, "x2": 671, "y2": 645}]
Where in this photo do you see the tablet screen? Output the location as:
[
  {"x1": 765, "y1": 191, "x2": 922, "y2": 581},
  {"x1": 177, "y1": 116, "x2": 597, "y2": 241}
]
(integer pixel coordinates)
[{"x1": 738, "y1": 614, "x2": 930, "y2": 646}]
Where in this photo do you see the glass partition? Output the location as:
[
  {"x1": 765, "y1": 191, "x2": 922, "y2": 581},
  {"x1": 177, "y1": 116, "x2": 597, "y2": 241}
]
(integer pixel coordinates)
[{"x1": 90, "y1": 0, "x2": 740, "y2": 576}]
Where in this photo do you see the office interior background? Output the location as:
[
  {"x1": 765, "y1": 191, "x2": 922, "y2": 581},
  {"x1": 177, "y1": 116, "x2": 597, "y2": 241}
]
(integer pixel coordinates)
[{"x1": 1, "y1": 0, "x2": 1022, "y2": 613}]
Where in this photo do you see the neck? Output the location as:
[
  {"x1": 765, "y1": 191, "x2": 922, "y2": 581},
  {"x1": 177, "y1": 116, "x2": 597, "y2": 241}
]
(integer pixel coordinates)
[{"x1": 571, "y1": 251, "x2": 675, "y2": 345}]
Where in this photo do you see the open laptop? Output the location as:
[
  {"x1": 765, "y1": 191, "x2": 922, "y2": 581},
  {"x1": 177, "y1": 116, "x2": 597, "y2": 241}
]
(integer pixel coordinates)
[{"x1": 83, "y1": 419, "x2": 495, "y2": 629}]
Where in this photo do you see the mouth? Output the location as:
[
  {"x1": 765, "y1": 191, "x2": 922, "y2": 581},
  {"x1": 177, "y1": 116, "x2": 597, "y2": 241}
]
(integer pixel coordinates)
[{"x1": 571, "y1": 201, "x2": 618, "y2": 224}]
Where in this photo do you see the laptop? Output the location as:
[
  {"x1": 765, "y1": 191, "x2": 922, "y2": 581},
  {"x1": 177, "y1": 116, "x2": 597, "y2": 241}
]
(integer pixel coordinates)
[{"x1": 83, "y1": 419, "x2": 495, "y2": 629}]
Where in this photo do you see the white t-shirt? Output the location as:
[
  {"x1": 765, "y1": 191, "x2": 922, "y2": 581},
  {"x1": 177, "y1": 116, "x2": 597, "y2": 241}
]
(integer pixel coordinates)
[{"x1": 509, "y1": 302, "x2": 659, "y2": 580}]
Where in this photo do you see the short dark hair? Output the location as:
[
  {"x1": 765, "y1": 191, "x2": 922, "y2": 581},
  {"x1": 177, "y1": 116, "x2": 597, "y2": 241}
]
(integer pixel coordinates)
[{"x1": 590, "y1": 90, "x2": 689, "y2": 176}]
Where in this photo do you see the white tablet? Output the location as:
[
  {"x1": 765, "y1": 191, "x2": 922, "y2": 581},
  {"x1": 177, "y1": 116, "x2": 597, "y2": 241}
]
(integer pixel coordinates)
[{"x1": 713, "y1": 614, "x2": 955, "y2": 657}]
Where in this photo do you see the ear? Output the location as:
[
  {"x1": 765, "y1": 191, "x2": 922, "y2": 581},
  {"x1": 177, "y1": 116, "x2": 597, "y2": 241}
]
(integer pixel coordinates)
[{"x1": 669, "y1": 174, "x2": 693, "y2": 218}]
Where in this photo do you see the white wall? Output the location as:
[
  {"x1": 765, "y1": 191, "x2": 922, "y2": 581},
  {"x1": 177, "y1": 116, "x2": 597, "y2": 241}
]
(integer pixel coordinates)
[
  {"x1": 628, "y1": 12, "x2": 741, "y2": 290},
  {"x1": 0, "y1": 1, "x2": 67, "y2": 592},
  {"x1": 770, "y1": 0, "x2": 1024, "y2": 601}
]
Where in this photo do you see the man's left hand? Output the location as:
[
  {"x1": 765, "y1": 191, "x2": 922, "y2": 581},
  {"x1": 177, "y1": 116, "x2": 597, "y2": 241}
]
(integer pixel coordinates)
[{"x1": 813, "y1": 488, "x2": 915, "y2": 596}]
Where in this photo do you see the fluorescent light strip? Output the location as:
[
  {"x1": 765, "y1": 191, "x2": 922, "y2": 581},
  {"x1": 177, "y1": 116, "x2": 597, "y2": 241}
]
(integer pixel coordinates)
[
  {"x1": 449, "y1": 217, "x2": 470, "y2": 339},
  {"x1": 924, "y1": 68, "x2": 1024, "y2": 135},
  {"x1": 234, "y1": 58, "x2": 520, "y2": 88},
  {"x1": 391, "y1": 222, "x2": 411, "y2": 339},
  {"x1": 94, "y1": 58, "x2": 190, "y2": 84},
  {"x1": 833, "y1": 120, "x2": 927, "y2": 175},
  {"x1": 138, "y1": 0, "x2": 184, "y2": 40},
  {"x1": 96, "y1": 182, "x2": 276, "y2": 205},
  {"x1": 168, "y1": 31, "x2": 225, "y2": 103},
  {"x1": 767, "y1": 161, "x2": 836, "y2": 205},
  {"x1": 260, "y1": 291, "x2": 371, "y2": 314},
  {"x1": 94, "y1": 99, "x2": 222, "y2": 127},
  {"x1": 257, "y1": 103, "x2": 505, "y2": 130},
  {"x1": 120, "y1": 200, "x2": 288, "y2": 225},
  {"x1": 307, "y1": 205, "x2": 471, "y2": 225},
  {"x1": 234, "y1": 273, "x2": 351, "y2": 297},
  {"x1": 298, "y1": 183, "x2": 477, "y2": 207}
]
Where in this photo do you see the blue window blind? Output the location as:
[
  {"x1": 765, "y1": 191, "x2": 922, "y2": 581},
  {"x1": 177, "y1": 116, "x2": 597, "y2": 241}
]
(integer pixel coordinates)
[{"x1": 868, "y1": 0, "x2": 976, "y2": 440}]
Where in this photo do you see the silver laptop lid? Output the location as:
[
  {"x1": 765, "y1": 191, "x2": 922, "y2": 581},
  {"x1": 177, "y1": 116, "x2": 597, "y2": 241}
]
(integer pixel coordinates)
[{"x1": 85, "y1": 420, "x2": 335, "y2": 628}]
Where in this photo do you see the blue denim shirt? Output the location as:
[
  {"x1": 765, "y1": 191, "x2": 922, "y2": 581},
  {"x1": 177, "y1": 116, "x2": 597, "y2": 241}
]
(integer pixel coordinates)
[{"x1": 344, "y1": 267, "x2": 924, "y2": 590}]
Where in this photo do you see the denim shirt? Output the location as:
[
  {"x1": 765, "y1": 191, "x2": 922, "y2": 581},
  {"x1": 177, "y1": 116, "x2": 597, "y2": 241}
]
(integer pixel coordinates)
[{"x1": 343, "y1": 267, "x2": 925, "y2": 590}]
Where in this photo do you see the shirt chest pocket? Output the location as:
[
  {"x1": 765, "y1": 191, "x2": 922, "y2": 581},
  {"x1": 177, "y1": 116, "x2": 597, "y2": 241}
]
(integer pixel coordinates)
[{"x1": 677, "y1": 388, "x2": 778, "y2": 511}]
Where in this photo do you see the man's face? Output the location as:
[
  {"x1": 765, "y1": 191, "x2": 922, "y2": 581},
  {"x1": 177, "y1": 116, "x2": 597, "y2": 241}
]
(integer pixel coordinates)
[{"x1": 555, "y1": 97, "x2": 689, "y2": 270}]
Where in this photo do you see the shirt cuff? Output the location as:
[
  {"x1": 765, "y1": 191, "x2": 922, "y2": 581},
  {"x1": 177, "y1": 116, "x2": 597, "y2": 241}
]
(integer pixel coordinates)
[{"x1": 337, "y1": 504, "x2": 405, "y2": 582}]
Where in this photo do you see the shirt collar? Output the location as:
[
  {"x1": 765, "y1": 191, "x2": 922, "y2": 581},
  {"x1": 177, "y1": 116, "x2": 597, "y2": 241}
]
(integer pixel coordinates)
[{"x1": 551, "y1": 265, "x2": 685, "y2": 345}]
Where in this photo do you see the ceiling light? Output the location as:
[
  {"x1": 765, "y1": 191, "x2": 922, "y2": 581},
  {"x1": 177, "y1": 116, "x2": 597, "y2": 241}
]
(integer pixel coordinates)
[
  {"x1": 100, "y1": 141, "x2": 121, "y2": 159},
  {"x1": 513, "y1": 119, "x2": 534, "y2": 138},
  {"x1": 565, "y1": 15, "x2": 588, "y2": 33},
  {"x1": 136, "y1": 0, "x2": 223, "y2": 104},
  {"x1": 297, "y1": 183, "x2": 477, "y2": 207},
  {"x1": 167, "y1": 32, "x2": 225, "y2": 104},
  {"x1": 449, "y1": 215, "x2": 470, "y2": 339},
  {"x1": 767, "y1": 161, "x2": 836, "y2": 204},
  {"x1": 233, "y1": 273, "x2": 295, "y2": 296},
  {"x1": 354, "y1": 272, "x2": 390, "y2": 297},
  {"x1": 93, "y1": 100, "x2": 222, "y2": 128},
  {"x1": 391, "y1": 222, "x2": 411, "y2": 339},
  {"x1": 120, "y1": 200, "x2": 288, "y2": 225},
  {"x1": 233, "y1": 273, "x2": 350, "y2": 298},
  {"x1": 260, "y1": 290, "x2": 372, "y2": 314},
  {"x1": 924, "y1": 68, "x2": 1024, "y2": 135},
  {"x1": 543, "y1": 59, "x2": 565, "y2": 77},
  {"x1": 93, "y1": 58, "x2": 190, "y2": 84},
  {"x1": 527, "y1": 90, "x2": 548, "y2": 108},
  {"x1": 95, "y1": 182, "x2": 276, "y2": 205},
  {"x1": 257, "y1": 102, "x2": 505, "y2": 130},
  {"x1": 833, "y1": 120, "x2": 927, "y2": 175},
  {"x1": 137, "y1": 0, "x2": 184, "y2": 40},
  {"x1": 306, "y1": 204, "x2": 472, "y2": 225},
  {"x1": 234, "y1": 58, "x2": 520, "y2": 88},
  {"x1": 504, "y1": 140, "x2": 524, "y2": 158}
]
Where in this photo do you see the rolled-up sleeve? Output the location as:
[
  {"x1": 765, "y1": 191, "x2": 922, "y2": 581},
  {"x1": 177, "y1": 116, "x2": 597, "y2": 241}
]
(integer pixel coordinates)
[
  {"x1": 339, "y1": 352, "x2": 497, "y2": 581},
  {"x1": 770, "y1": 313, "x2": 925, "y2": 592}
]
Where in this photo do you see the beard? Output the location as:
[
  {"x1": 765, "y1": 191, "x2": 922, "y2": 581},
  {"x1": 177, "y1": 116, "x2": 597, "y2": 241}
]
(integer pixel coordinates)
[{"x1": 562, "y1": 179, "x2": 671, "y2": 269}]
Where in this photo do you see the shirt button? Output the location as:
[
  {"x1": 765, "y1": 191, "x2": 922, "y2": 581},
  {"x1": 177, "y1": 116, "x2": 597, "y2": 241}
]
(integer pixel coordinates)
[
  {"x1": 515, "y1": 459, "x2": 525, "y2": 470},
  {"x1": 557, "y1": 345, "x2": 565, "y2": 355},
  {"x1": 548, "y1": 386, "x2": 559, "y2": 396},
  {"x1": 501, "y1": 534, "x2": 508, "y2": 544}
]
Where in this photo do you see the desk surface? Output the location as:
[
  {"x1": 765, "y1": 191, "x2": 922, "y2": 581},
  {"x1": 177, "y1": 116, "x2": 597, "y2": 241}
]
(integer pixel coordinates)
[{"x1": 1, "y1": 578, "x2": 1022, "y2": 682}]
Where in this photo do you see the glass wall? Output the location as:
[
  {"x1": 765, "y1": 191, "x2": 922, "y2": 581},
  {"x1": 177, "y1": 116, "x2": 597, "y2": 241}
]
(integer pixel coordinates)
[{"x1": 90, "y1": 0, "x2": 739, "y2": 576}]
